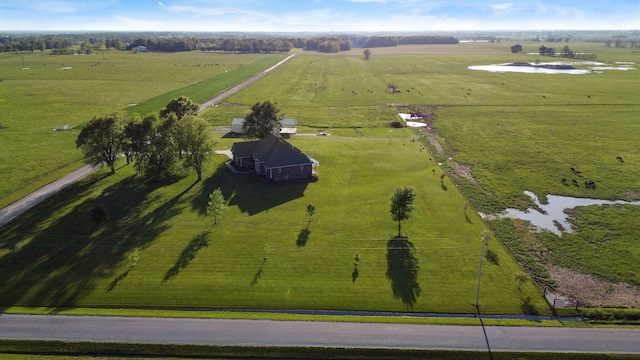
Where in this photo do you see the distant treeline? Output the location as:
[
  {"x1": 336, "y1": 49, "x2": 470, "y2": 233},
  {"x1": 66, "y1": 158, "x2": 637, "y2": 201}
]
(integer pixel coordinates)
[
  {"x1": 0, "y1": 33, "x2": 457, "y2": 54},
  {"x1": 356, "y1": 36, "x2": 459, "y2": 48}
]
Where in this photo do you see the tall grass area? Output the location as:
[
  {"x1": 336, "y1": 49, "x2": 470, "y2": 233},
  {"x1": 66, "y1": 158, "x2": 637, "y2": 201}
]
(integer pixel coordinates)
[
  {"x1": 0, "y1": 128, "x2": 546, "y2": 314},
  {"x1": 0, "y1": 50, "x2": 280, "y2": 208}
]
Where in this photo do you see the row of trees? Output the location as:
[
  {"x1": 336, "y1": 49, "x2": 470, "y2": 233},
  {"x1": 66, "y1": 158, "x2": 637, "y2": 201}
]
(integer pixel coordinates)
[
  {"x1": 76, "y1": 96, "x2": 213, "y2": 182},
  {"x1": 538, "y1": 45, "x2": 597, "y2": 61},
  {"x1": 2, "y1": 33, "x2": 459, "y2": 55},
  {"x1": 605, "y1": 39, "x2": 638, "y2": 48},
  {"x1": 359, "y1": 36, "x2": 459, "y2": 48}
]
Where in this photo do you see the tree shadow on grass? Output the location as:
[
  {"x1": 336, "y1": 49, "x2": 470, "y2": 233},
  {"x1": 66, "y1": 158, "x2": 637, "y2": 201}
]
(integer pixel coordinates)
[
  {"x1": 163, "y1": 231, "x2": 210, "y2": 282},
  {"x1": 0, "y1": 173, "x2": 191, "y2": 311},
  {"x1": 521, "y1": 297, "x2": 540, "y2": 316},
  {"x1": 386, "y1": 236, "x2": 421, "y2": 309},
  {"x1": 441, "y1": 183, "x2": 448, "y2": 191},
  {"x1": 105, "y1": 266, "x2": 134, "y2": 292},
  {"x1": 0, "y1": 171, "x2": 111, "y2": 253},
  {"x1": 250, "y1": 257, "x2": 267, "y2": 287},
  {"x1": 296, "y1": 228, "x2": 310, "y2": 247},
  {"x1": 465, "y1": 213, "x2": 473, "y2": 224},
  {"x1": 193, "y1": 163, "x2": 309, "y2": 216},
  {"x1": 351, "y1": 264, "x2": 359, "y2": 283}
]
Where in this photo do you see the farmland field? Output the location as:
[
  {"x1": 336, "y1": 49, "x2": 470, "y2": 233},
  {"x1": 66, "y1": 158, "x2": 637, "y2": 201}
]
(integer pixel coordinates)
[
  {"x1": 218, "y1": 42, "x2": 640, "y2": 307},
  {"x1": 0, "y1": 50, "x2": 282, "y2": 208},
  {"x1": 1, "y1": 41, "x2": 639, "y2": 313}
]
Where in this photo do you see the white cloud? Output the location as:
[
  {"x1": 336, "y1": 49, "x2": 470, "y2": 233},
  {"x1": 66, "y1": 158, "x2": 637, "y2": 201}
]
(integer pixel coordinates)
[
  {"x1": 159, "y1": 2, "x2": 165, "y2": 7},
  {"x1": 491, "y1": 3, "x2": 514, "y2": 11}
]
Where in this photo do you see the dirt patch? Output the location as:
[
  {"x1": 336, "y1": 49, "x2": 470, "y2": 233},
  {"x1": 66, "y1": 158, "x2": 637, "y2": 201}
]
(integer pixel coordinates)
[
  {"x1": 423, "y1": 131, "x2": 480, "y2": 185},
  {"x1": 450, "y1": 162, "x2": 480, "y2": 186},
  {"x1": 426, "y1": 132, "x2": 446, "y2": 156},
  {"x1": 548, "y1": 265, "x2": 640, "y2": 308}
]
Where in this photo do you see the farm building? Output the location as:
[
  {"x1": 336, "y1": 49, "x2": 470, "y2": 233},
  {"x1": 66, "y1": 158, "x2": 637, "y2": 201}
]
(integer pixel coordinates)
[
  {"x1": 231, "y1": 118, "x2": 245, "y2": 133},
  {"x1": 230, "y1": 117, "x2": 298, "y2": 137},
  {"x1": 230, "y1": 134, "x2": 313, "y2": 181}
]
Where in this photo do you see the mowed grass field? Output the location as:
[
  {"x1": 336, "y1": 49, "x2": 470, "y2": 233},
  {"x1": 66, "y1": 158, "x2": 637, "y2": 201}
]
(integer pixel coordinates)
[
  {"x1": 0, "y1": 131, "x2": 542, "y2": 314},
  {"x1": 0, "y1": 50, "x2": 282, "y2": 208},
  {"x1": 1, "y1": 41, "x2": 638, "y2": 314}
]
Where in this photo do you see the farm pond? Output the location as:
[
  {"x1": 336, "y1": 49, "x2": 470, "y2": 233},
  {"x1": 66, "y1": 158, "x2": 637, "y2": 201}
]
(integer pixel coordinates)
[
  {"x1": 468, "y1": 62, "x2": 591, "y2": 74},
  {"x1": 498, "y1": 190, "x2": 640, "y2": 236}
]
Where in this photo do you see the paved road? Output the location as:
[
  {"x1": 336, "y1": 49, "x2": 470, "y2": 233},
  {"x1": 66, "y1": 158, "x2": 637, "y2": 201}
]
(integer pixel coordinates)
[
  {"x1": 199, "y1": 53, "x2": 297, "y2": 111},
  {"x1": 1, "y1": 314, "x2": 639, "y2": 354},
  {"x1": 0, "y1": 165, "x2": 95, "y2": 228}
]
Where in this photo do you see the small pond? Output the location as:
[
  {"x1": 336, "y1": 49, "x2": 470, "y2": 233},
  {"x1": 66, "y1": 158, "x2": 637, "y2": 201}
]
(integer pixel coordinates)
[
  {"x1": 468, "y1": 62, "x2": 591, "y2": 74},
  {"x1": 500, "y1": 190, "x2": 640, "y2": 236}
]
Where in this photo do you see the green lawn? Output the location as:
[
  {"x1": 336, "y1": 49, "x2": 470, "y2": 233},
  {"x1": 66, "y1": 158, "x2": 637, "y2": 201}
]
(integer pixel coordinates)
[{"x1": 0, "y1": 129, "x2": 545, "y2": 314}]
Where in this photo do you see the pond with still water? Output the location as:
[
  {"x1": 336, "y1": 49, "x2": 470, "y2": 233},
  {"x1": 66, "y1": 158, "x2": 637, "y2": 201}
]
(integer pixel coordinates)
[
  {"x1": 468, "y1": 62, "x2": 591, "y2": 74},
  {"x1": 501, "y1": 191, "x2": 640, "y2": 236}
]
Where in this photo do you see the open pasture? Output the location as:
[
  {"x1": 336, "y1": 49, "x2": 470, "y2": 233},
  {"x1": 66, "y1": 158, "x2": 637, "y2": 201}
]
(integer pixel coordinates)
[
  {"x1": 0, "y1": 129, "x2": 546, "y2": 314},
  {"x1": 0, "y1": 50, "x2": 280, "y2": 208},
  {"x1": 2, "y1": 40, "x2": 639, "y2": 312},
  {"x1": 215, "y1": 43, "x2": 640, "y2": 300}
]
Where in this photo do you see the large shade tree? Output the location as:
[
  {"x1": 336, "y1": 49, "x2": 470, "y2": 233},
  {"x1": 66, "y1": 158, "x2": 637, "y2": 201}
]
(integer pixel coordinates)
[
  {"x1": 178, "y1": 115, "x2": 214, "y2": 181},
  {"x1": 128, "y1": 113, "x2": 179, "y2": 182},
  {"x1": 159, "y1": 96, "x2": 200, "y2": 120},
  {"x1": 242, "y1": 101, "x2": 282, "y2": 139},
  {"x1": 389, "y1": 186, "x2": 417, "y2": 237},
  {"x1": 76, "y1": 112, "x2": 128, "y2": 174}
]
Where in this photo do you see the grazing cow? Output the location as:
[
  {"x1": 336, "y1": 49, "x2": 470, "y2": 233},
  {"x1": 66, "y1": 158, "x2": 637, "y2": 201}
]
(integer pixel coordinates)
[
  {"x1": 585, "y1": 180, "x2": 596, "y2": 189},
  {"x1": 572, "y1": 179, "x2": 579, "y2": 186},
  {"x1": 616, "y1": 156, "x2": 624, "y2": 162},
  {"x1": 561, "y1": 178, "x2": 568, "y2": 185},
  {"x1": 570, "y1": 167, "x2": 582, "y2": 175}
]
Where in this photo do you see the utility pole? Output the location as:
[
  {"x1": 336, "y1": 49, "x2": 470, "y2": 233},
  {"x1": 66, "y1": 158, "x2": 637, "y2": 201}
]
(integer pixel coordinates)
[{"x1": 475, "y1": 236, "x2": 486, "y2": 314}]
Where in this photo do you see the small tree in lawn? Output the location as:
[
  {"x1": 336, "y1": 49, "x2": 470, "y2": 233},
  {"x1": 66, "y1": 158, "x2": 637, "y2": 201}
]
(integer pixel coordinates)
[
  {"x1": 515, "y1": 271, "x2": 528, "y2": 292},
  {"x1": 363, "y1": 48, "x2": 371, "y2": 60},
  {"x1": 305, "y1": 203, "x2": 315, "y2": 228},
  {"x1": 390, "y1": 186, "x2": 417, "y2": 237},
  {"x1": 206, "y1": 188, "x2": 226, "y2": 227}
]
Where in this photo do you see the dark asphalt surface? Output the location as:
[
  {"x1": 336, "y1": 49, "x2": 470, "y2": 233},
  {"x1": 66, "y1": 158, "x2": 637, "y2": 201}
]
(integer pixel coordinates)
[{"x1": 1, "y1": 314, "x2": 640, "y2": 353}]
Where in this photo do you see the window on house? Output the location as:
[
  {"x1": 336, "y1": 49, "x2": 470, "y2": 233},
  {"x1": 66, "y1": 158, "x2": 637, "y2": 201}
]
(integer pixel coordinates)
[
  {"x1": 278, "y1": 167, "x2": 282, "y2": 173},
  {"x1": 300, "y1": 165, "x2": 304, "y2": 171}
]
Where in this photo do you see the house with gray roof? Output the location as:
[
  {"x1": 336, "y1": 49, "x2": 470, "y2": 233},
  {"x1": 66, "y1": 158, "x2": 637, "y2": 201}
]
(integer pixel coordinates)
[{"x1": 230, "y1": 134, "x2": 313, "y2": 181}]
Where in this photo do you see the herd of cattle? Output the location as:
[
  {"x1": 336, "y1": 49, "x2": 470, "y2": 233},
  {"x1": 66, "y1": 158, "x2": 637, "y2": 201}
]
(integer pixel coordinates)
[{"x1": 560, "y1": 157, "x2": 624, "y2": 190}]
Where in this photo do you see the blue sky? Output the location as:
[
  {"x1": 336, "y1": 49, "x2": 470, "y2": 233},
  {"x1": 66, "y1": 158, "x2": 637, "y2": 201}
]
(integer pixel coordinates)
[{"x1": 1, "y1": 1, "x2": 638, "y2": 32}]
